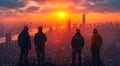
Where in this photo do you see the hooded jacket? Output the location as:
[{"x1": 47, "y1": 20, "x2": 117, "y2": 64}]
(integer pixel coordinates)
[
  {"x1": 18, "y1": 30, "x2": 31, "y2": 49},
  {"x1": 71, "y1": 33, "x2": 84, "y2": 50},
  {"x1": 91, "y1": 33, "x2": 103, "y2": 49}
]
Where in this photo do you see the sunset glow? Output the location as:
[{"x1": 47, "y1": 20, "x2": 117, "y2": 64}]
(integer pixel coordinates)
[
  {"x1": 59, "y1": 12, "x2": 64, "y2": 17},
  {"x1": 0, "y1": 1, "x2": 120, "y2": 65},
  {"x1": 0, "y1": 0, "x2": 120, "y2": 24}
]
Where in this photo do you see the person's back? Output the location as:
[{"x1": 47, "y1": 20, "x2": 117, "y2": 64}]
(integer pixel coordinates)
[
  {"x1": 71, "y1": 32, "x2": 84, "y2": 50},
  {"x1": 34, "y1": 26, "x2": 47, "y2": 65},
  {"x1": 91, "y1": 28, "x2": 103, "y2": 66},
  {"x1": 91, "y1": 33, "x2": 102, "y2": 49},
  {"x1": 18, "y1": 26, "x2": 31, "y2": 64},
  {"x1": 34, "y1": 31, "x2": 47, "y2": 46},
  {"x1": 18, "y1": 30, "x2": 31, "y2": 49},
  {"x1": 71, "y1": 29, "x2": 84, "y2": 66}
]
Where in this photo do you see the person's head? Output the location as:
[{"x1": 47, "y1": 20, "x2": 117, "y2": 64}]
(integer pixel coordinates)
[
  {"x1": 93, "y1": 28, "x2": 98, "y2": 34},
  {"x1": 76, "y1": 28, "x2": 80, "y2": 34},
  {"x1": 23, "y1": 26, "x2": 28, "y2": 31},
  {"x1": 38, "y1": 26, "x2": 43, "y2": 32}
]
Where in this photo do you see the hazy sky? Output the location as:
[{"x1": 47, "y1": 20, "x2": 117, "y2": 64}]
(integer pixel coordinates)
[{"x1": 0, "y1": 0, "x2": 120, "y2": 24}]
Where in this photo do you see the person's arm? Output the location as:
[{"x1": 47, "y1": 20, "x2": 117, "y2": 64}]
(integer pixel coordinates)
[
  {"x1": 82, "y1": 37, "x2": 85, "y2": 48},
  {"x1": 44, "y1": 34, "x2": 47, "y2": 41},
  {"x1": 28, "y1": 35, "x2": 31, "y2": 49},
  {"x1": 34, "y1": 34, "x2": 37, "y2": 46},
  {"x1": 91, "y1": 36, "x2": 94, "y2": 49},
  {"x1": 71, "y1": 36, "x2": 75, "y2": 49},
  {"x1": 18, "y1": 33, "x2": 21, "y2": 47},
  {"x1": 99, "y1": 36, "x2": 103, "y2": 48}
]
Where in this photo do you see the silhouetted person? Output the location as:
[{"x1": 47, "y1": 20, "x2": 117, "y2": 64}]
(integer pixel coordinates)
[
  {"x1": 91, "y1": 28, "x2": 103, "y2": 66},
  {"x1": 34, "y1": 26, "x2": 47, "y2": 65},
  {"x1": 18, "y1": 26, "x2": 31, "y2": 64},
  {"x1": 71, "y1": 29, "x2": 84, "y2": 66}
]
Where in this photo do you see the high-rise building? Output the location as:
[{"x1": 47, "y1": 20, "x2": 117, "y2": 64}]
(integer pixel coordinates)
[
  {"x1": 67, "y1": 19, "x2": 71, "y2": 30},
  {"x1": 82, "y1": 14, "x2": 86, "y2": 26}
]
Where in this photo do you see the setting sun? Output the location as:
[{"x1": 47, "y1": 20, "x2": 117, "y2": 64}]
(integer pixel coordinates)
[
  {"x1": 58, "y1": 12, "x2": 66, "y2": 18},
  {"x1": 59, "y1": 12, "x2": 64, "y2": 17}
]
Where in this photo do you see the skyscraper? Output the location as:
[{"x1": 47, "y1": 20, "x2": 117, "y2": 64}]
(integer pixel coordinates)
[
  {"x1": 82, "y1": 14, "x2": 86, "y2": 26},
  {"x1": 67, "y1": 18, "x2": 71, "y2": 30}
]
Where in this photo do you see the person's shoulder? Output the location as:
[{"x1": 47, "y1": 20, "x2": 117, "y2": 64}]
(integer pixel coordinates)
[
  {"x1": 81, "y1": 35, "x2": 84, "y2": 39},
  {"x1": 91, "y1": 35, "x2": 95, "y2": 39},
  {"x1": 19, "y1": 31, "x2": 25, "y2": 37},
  {"x1": 73, "y1": 34, "x2": 76, "y2": 38},
  {"x1": 41, "y1": 32, "x2": 45, "y2": 35},
  {"x1": 43, "y1": 33, "x2": 46, "y2": 35},
  {"x1": 35, "y1": 32, "x2": 39, "y2": 35},
  {"x1": 20, "y1": 31, "x2": 24, "y2": 34},
  {"x1": 97, "y1": 34, "x2": 102, "y2": 37},
  {"x1": 18, "y1": 32, "x2": 22, "y2": 36}
]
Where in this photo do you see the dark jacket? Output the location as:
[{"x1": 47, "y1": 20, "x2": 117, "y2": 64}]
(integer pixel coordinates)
[
  {"x1": 18, "y1": 30, "x2": 31, "y2": 49},
  {"x1": 91, "y1": 33, "x2": 103, "y2": 49},
  {"x1": 34, "y1": 31, "x2": 47, "y2": 47},
  {"x1": 71, "y1": 33, "x2": 84, "y2": 50}
]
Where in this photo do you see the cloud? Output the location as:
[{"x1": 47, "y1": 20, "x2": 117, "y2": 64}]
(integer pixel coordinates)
[
  {"x1": 34, "y1": 0, "x2": 44, "y2": 2},
  {"x1": 26, "y1": 6, "x2": 40, "y2": 12},
  {"x1": 0, "y1": 10, "x2": 17, "y2": 16},
  {"x1": 0, "y1": 0, "x2": 120, "y2": 17},
  {"x1": 85, "y1": 0, "x2": 120, "y2": 12},
  {"x1": 0, "y1": 0, "x2": 26, "y2": 9}
]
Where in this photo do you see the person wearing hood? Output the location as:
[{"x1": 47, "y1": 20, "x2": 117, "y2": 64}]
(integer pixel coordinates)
[
  {"x1": 91, "y1": 28, "x2": 103, "y2": 66},
  {"x1": 34, "y1": 26, "x2": 47, "y2": 65},
  {"x1": 18, "y1": 26, "x2": 31, "y2": 64},
  {"x1": 71, "y1": 29, "x2": 85, "y2": 66}
]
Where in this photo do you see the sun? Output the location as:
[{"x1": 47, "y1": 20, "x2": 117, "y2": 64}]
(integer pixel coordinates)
[
  {"x1": 55, "y1": 11, "x2": 67, "y2": 18},
  {"x1": 58, "y1": 12, "x2": 66, "y2": 17},
  {"x1": 59, "y1": 12, "x2": 64, "y2": 17}
]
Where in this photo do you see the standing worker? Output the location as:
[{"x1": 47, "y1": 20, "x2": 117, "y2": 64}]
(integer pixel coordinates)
[
  {"x1": 34, "y1": 26, "x2": 47, "y2": 65},
  {"x1": 91, "y1": 28, "x2": 103, "y2": 66},
  {"x1": 71, "y1": 29, "x2": 85, "y2": 66},
  {"x1": 18, "y1": 26, "x2": 31, "y2": 64}
]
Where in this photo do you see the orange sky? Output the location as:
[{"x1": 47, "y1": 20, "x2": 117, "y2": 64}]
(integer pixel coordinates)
[
  {"x1": 0, "y1": 12, "x2": 120, "y2": 24},
  {"x1": 0, "y1": 0, "x2": 120, "y2": 24}
]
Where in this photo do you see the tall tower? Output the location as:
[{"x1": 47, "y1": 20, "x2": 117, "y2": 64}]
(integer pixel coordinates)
[
  {"x1": 67, "y1": 18, "x2": 71, "y2": 30},
  {"x1": 82, "y1": 14, "x2": 86, "y2": 26}
]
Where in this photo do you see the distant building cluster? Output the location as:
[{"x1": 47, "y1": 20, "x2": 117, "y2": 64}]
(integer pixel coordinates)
[{"x1": 0, "y1": 18, "x2": 120, "y2": 66}]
